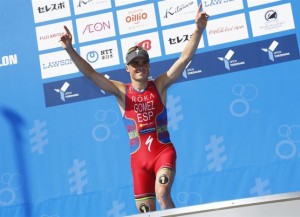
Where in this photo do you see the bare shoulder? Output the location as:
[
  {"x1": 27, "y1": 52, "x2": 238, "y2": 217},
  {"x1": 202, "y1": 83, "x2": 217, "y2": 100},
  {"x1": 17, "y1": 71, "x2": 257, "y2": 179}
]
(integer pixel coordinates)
[
  {"x1": 109, "y1": 79, "x2": 127, "y2": 102},
  {"x1": 111, "y1": 79, "x2": 127, "y2": 91}
]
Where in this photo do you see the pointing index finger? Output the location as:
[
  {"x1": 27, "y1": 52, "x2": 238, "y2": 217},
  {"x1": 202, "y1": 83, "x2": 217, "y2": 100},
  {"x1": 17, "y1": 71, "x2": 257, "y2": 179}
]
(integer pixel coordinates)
[
  {"x1": 64, "y1": 25, "x2": 71, "y2": 35},
  {"x1": 198, "y1": 2, "x2": 203, "y2": 12}
]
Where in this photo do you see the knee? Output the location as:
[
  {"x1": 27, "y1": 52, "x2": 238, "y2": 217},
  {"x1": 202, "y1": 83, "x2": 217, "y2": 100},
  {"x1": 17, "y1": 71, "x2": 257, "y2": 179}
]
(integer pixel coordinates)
[
  {"x1": 136, "y1": 199, "x2": 156, "y2": 213},
  {"x1": 137, "y1": 203, "x2": 151, "y2": 213},
  {"x1": 156, "y1": 189, "x2": 170, "y2": 205}
]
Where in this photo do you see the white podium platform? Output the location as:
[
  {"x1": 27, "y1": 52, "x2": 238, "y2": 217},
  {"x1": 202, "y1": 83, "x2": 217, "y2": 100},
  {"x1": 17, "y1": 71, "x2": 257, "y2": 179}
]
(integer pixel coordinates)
[{"x1": 126, "y1": 191, "x2": 300, "y2": 217}]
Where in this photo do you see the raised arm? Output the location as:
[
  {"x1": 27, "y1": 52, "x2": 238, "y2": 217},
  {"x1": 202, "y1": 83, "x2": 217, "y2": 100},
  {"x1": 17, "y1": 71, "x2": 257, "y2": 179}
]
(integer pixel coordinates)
[
  {"x1": 155, "y1": 3, "x2": 209, "y2": 92},
  {"x1": 60, "y1": 26, "x2": 126, "y2": 111}
]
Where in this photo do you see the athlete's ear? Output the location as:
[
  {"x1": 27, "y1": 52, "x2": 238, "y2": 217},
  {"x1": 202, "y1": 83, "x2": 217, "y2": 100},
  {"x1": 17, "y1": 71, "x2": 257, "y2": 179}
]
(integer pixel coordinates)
[{"x1": 125, "y1": 64, "x2": 130, "y2": 72}]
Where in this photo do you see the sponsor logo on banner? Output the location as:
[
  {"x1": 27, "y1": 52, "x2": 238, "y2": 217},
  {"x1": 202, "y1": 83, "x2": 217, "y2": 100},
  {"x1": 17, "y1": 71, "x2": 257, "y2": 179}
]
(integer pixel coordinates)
[
  {"x1": 182, "y1": 60, "x2": 202, "y2": 79},
  {"x1": 0, "y1": 53, "x2": 18, "y2": 67},
  {"x1": 202, "y1": 0, "x2": 244, "y2": 16},
  {"x1": 206, "y1": 13, "x2": 249, "y2": 46},
  {"x1": 43, "y1": 34, "x2": 300, "y2": 107},
  {"x1": 218, "y1": 49, "x2": 245, "y2": 71},
  {"x1": 39, "y1": 50, "x2": 79, "y2": 79},
  {"x1": 116, "y1": 4, "x2": 157, "y2": 35},
  {"x1": 43, "y1": 76, "x2": 106, "y2": 107},
  {"x1": 76, "y1": 12, "x2": 115, "y2": 43},
  {"x1": 35, "y1": 20, "x2": 73, "y2": 51},
  {"x1": 249, "y1": 3, "x2": 295, "y2": 37},
  {"x1": 120, "y1": 32, "x2": 161, "y2": 63},
  {"x1": 54, "y1": 82, "x2": 80, "y2": 102},
  {"x1": 73, "y1": 0, "x2": 111, "y2": 15},
  {"x1": 158, "y1": 0, "x2": 198, "y2": 26},
  {"x1": 114, "y1": 0, "x2": 146, "y2": 7},
  {"x1": 261, "y1": 40, "x2": 291, "y2": 62},
  {"x1": 79, "y1": 40, "x2": 120, "y2": 69},
  {"x1": 162, "y1": 24, "x2": 204, "y2": 55},
  {"x1": 247, "y1": 0, "x2": 280, "y2": 8},
  {"x1": 32, "y1": 0, "x2": 71, "y2": 23}
]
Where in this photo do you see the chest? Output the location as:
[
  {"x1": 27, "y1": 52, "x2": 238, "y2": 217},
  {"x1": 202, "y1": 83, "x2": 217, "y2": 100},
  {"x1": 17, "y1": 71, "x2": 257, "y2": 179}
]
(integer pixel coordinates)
[{"x1": 125, "y1": 85, "x2": 164, "y2": 122}]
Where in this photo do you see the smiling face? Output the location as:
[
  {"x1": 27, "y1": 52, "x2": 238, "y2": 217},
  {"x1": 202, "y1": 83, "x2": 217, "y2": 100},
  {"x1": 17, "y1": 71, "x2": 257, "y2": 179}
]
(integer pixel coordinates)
[{"x1": 126, "y1": 57, "x2": 150, "y2": 83}]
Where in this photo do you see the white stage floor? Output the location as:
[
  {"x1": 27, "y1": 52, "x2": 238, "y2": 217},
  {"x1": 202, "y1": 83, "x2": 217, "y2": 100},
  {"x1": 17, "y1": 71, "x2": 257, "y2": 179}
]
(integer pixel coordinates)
[{"x1": 127, "y1": 191, "x2": 300, "y2": 217}]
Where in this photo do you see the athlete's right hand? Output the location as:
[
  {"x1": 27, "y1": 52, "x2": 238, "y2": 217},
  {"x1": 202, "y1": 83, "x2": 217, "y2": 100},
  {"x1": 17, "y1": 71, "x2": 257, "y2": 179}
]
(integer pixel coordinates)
[{"x1": 60, "y1": 26, "x2": 73, "y2": 50}]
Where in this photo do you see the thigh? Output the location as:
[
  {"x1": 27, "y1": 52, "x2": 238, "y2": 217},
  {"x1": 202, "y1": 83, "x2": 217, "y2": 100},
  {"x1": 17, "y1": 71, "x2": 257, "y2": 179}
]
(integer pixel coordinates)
[
  {"x1": 155, "y1": 167, "x2": 175, "y2": 193},
  {"x1": 154, "y1": 146, "x2": 176, "y2": 193},
  {"x1": 131, "y1": 166, "x2": 156, "y2": 199}
]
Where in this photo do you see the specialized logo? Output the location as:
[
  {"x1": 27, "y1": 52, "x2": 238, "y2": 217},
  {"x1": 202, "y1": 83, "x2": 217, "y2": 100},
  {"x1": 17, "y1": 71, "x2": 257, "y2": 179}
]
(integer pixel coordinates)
[
  {"x1": 54, "y1": 82, "x2": 79, "y2": 102},
  {"x1": 218, "y1": 49, "x2": 245, "y2": 71},
  {"x1": 145, "y1": 135, "x2": 153, "y2": 152},
  {"x1": 0, "y1": 54, "x2": 18, "y2": 67}
]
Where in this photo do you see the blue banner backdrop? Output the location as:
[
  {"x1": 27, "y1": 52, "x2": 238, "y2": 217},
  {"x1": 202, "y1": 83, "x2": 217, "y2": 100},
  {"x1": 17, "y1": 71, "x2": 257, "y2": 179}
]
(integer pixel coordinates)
[{"x1": 1, "y1": 0, "x2": 300, "y2": 217}]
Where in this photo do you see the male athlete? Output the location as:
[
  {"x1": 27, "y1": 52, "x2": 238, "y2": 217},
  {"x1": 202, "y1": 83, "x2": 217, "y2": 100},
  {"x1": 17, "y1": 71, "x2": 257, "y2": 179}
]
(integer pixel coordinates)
[{"x1": 60, "y1": 3, "x2": 208, "y2": 213}]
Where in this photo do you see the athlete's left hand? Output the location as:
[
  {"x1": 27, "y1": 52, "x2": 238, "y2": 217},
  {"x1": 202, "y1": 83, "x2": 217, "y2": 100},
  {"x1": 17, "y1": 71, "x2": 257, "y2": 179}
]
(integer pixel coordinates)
[{"x1": 196, "y1": 3, "x2": 209, "y2": 30}]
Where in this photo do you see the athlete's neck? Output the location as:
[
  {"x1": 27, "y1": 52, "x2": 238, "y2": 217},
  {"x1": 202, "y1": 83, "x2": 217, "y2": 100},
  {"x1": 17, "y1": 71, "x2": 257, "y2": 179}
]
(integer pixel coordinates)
[{"x1": 131, "y1": 80, "x2": 148, "y2": 92}]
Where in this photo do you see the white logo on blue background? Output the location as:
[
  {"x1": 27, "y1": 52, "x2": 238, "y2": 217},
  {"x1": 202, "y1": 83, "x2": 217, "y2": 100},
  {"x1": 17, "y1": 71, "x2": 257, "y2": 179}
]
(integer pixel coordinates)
[
  {"x1": 68, "y1": 159, "x2": 88, "y2": 195},
  {"x1": 54, "y1": 82, "x2": 79, "y2": 102},
  {"x1": 250, "y1": 178, "x2": 271, "y2": 196},
  {"x1": 182, "y1": 60, "x2": 202, "y2": 79},
  {"x1": 54, "y1": 82, "x2": 70, "y2": 102},
  {"x1": 218, "y1": 49, "x2": 235, "y2": 70},
  {"x1": 218, "y1": 49, "x2": 246, "y2": 70},
  {"x1": 262, "y1": 40, "x2": 292, "y2": 62},
  {"x1": 229, "y1": 84, "x2": 259, "y2": 117},
  {"x1": 276, "y1": 124, "x2": 300, "y2": 160},
  {"x1": 0, "y1": 54, "x2": 18, "y2": 67},
  {"x1": 0, "y1": 173, "x2": 23, "y2": 206},
  {"x1": 261, "y1": 40, "x2": 279, "y2": 62},
  {"x1": 205, "y1": 135, "x2": 227, "y2": 172}
]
